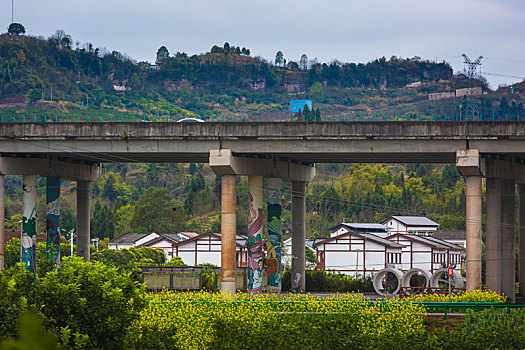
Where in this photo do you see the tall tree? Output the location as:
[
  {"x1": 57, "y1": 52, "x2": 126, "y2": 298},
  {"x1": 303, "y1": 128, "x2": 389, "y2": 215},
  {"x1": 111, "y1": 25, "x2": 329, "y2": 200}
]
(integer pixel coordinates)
[
  {"x1": 275, "y1": 51, "x2": 284, "y2": 66},
  {"x1": 156, "y1": 46, "x2": 170, "y2": 62},
  {"x1": 300, "y1": 54, "x2": 308, "y2": 70},
  {"x1": 132, "y1": 187, "x2": 176, "y2": 233}
]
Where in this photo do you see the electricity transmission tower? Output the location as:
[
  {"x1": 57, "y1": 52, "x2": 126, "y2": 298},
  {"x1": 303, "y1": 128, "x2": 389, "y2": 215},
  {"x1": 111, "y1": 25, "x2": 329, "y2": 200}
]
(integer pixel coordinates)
[{"x1": 462, "y1": 54, "x2": 483, "y2": 78}]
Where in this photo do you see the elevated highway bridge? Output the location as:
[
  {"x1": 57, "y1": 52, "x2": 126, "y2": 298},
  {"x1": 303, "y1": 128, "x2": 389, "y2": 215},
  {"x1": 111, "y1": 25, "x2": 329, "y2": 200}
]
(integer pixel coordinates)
[
  {"x1": 1, "y1": 121, "x2": 525, "y2": 299},
  {"x1": 1, "y1": 121, "x2": 525, "y2": 164}
]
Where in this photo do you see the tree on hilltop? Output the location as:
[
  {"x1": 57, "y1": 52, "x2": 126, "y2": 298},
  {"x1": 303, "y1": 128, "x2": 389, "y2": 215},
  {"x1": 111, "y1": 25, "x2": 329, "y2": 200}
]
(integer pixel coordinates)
[
  {"x1": 8, "y1": 23, "x2": 25, "y2": 35},
  {"x1": 300, "y1": 54, "x2": 308, "y2": 70},
  {"x1": 275, "y1": 51, "x2": 284, "y2": 66},
  {"x1": 156, "y1": 46, "x2": 170, "y2": 62}
]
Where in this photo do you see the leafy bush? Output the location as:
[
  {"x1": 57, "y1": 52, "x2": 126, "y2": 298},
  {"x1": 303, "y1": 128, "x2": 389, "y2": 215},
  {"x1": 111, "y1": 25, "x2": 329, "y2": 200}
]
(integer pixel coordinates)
[
  {"x1": 37, "y1": 257, "x2": 146, "y2": 349},
  {"x1": 282, "y1": 269, "x2": 374, "y2": 292},
  {"x1": 0, "y1": 257, "x2": 146, "y2": 350},
  {"x1": 91, "y1": 246, "x2": 165, "y2": 271},
  {"x1": 0, "y1": 264, "x2": 35, "y2": 338}
]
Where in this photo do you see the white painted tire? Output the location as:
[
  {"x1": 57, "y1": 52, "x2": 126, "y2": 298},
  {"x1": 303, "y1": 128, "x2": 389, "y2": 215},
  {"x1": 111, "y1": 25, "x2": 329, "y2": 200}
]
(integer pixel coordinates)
[
  {"x1": 373, "y1": 268, "x2": 404, "y2": 296},
  {"x1": 430, "y1": 268, "x2": 465, "y2": 289},
  {"x1": 401, "y1": 268, "x2": 432, "y2": 288}
]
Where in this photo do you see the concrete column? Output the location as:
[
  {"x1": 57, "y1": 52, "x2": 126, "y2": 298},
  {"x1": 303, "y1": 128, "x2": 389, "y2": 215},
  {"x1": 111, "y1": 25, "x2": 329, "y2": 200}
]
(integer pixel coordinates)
[
  {"x1": 501, "y1": 179, "x2": 516, "y2": 302},
  {"x1": 76, "y1": 181, "x2": 91, "y2": 262},
  {"x1": 465, "y1": 175, "x2": 482, "y2": 290},
  {"x1": 266, "y1": 178, "x2": 282, "y2": 293},
  {"x1": 518, "y1": 184, "x2": 525, "y2": 297},
  {"x1": 0, "y1": 174, "x2": 4, "y2": 271},
  {"x1": 220, "y1": 175, "x2": 236, "y2": 295},
  {"x1": 22, "y1": 175, "x2": 37, "y2": 275},
  {"x1": 486, "y1": 178, "x2": 502, "y2": 293},
  {"x1": 46, "y1": 177, "x2": 61, "y2": 267},
  {"x1": 291, "y1": 181, "x2": 306, "y2": 292},
  {"x1": 247, "y1": 175, "x2": 264, "y2": 293}
]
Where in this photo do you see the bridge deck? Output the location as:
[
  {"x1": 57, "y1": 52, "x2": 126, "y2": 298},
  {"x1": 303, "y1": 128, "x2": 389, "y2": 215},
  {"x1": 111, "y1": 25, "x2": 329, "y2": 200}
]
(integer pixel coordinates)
[{"x1": 1, "y1": 121, "x2": 524, "y2": 164}]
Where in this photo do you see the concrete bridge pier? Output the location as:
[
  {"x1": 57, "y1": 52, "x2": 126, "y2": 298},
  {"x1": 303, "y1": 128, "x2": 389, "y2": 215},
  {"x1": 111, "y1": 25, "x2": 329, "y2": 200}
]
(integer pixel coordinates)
[
  {"x1": 482, "y1": 157, "x2": 525, "y2": 302},
  {"x1": 519, "y1": 184, "x2": 525, "y2": 298},
  {"x1": 210, "y1": 149, "x2": 315, "y2": 294},
  {"x1": 0, "y1": 174, "x2": 4, "y2": 271},
  {"x1": 456, "y1": 150, "x2": 483, "y2": 291},
  {"x1": 221, "y1": 175, "x2": 237, "y2": 295},
  {"x1": 76, "y1": 181, "x2": 91, "y2": 262},
  {"x1": 486, "y1": 178, "x2": 502, "y2": 294},
  {"x1": 291, "y1": 181, "x2": 306, "y2": 292},
  {"x1": 0, "y1": 157, "x2": 100, "y2": 268},
  {"x1": 46, "y1": 177, "x2": 61, "y2": 266},
  {"x1": 22, "y1": 175, "x2": 38, "y2": 275},
  {"x1": 501, "y1": 179, "x2": 516, "y2": 302},
  {"x1": 266, "y1": 177, "x2": 282, "y2": 293}
]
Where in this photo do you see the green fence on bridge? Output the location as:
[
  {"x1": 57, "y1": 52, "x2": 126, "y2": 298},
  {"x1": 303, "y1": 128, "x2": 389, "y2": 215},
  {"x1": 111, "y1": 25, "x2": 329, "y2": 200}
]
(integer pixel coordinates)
[{"x1": 0, "y1": 113, "x2": 522, "y2": 123}]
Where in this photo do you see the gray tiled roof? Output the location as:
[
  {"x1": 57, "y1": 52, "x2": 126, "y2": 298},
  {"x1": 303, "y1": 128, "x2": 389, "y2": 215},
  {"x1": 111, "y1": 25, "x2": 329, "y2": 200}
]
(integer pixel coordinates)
[
  {"x1": 434, "y1": 230, "x2": 466, "y2": 240},
  {"x1": 385, "y1": 216, "x2": 439, "y2": 227},
  {"x1": 329, "y1": 223, "x2": 388, "y2": 234},
  {"x1": 110, "y1": 233, "x2": 148, "y2": 244},
  {"x1": 403, "y1": 234, "x2": 451, "y2": 250}
]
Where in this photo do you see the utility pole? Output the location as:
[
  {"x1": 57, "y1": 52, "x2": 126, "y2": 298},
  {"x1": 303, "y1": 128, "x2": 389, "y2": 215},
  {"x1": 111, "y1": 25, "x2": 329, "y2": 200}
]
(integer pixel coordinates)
[{"x1": 11, "y1": 0, "x2": 14, "y2": 23}]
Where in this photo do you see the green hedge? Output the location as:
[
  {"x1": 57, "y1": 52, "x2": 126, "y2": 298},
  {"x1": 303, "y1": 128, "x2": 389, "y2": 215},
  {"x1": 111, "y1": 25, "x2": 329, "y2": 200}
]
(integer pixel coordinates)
[{"x1": 281, "y1": 269, "x2": 374, "y2": 292}]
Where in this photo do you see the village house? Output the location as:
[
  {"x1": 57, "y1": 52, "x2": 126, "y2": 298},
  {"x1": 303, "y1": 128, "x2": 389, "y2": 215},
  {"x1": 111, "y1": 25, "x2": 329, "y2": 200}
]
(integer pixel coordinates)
[
  {"x1": 313, "y1": 223, "x2": 404, "y2": 277},
  {"x1": 171, "y1": 232, "x2": 248, "y2": 267},
  {"x1": 381, "y1": 216, "x2": 439, "y2": 237},
  {"x1": 385, "y1": 233, "x2": 465, "y2": 273}
]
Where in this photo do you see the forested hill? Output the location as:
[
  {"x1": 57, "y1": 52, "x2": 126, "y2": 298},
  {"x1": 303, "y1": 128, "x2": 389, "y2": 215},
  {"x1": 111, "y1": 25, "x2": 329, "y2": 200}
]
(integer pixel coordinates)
[
  {"x1": 1, "y1": 30, "x2": 514, "y2": 242},
  {"x1": 2, "y1": 30, "x2": 512, "y2": 121}
]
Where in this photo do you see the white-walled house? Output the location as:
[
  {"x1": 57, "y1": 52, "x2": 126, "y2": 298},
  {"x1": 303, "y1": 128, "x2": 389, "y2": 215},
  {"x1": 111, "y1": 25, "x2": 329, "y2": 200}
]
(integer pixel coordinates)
[
  {"x1": 313, "y1": 225, "x2": 404, "y2": 277},
  {"x1": 171, "y1": 232, "x2": 248, "y2": 267},
  {"x1": 381, "y1": 216, "x2": 439, "y2": 237},
  {"x1": 108, "y1": 232, "x2": 160, "y2": 250},
  {"x1": 282, "y1": 238, "x2": 316, "y2": 269},
  {"x1": 386, "y1": 233, "x2": 465, "y2": 273}
]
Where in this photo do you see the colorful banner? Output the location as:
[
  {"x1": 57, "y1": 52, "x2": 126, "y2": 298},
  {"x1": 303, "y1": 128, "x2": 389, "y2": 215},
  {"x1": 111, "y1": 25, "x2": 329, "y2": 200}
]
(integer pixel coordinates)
[
  {"x1": 266, "y1": 178, "x2": 282, "y2": 292},
  {"x1": 21, "y1": 175, "x2": 37, "y2": 276},
  {"x1": 247, "y1": 176, "x2": 264, "y2": 293},
  {"x1": 46, "y1": 177, "x2": 60, "y2": 266}
]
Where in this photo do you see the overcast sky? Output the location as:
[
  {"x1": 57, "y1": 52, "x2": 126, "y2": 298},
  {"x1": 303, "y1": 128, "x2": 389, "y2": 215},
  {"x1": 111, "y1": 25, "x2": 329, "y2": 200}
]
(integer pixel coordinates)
[{"x1": 3, "y1": 0, "x2": 524, "y2": 89}]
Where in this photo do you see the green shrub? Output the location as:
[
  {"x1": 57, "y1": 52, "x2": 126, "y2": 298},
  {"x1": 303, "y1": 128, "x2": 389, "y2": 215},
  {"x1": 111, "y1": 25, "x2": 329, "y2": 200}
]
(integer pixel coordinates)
[
  {"x1": 0, "y1": 265, "x2": 36, "y2": 339},
  {"x1": 282, "y1": 269, "x2": 373, "y2": 293},
  {"x1": 37, "y1": 257, "x2": 146, "y2": 350}
]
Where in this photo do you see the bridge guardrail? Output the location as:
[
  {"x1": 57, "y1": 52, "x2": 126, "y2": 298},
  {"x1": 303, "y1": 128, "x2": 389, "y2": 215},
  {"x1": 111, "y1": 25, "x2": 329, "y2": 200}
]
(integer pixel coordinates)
[{"x1": 0, "y1": 113, "x2": 522, "y2": 123}]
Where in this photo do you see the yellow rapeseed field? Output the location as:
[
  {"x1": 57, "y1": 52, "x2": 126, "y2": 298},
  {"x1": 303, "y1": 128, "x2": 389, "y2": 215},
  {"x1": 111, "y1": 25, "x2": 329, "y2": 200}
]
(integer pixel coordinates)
[{"x1": 129, "y1": 291, "x2": 427, "y2": 349}]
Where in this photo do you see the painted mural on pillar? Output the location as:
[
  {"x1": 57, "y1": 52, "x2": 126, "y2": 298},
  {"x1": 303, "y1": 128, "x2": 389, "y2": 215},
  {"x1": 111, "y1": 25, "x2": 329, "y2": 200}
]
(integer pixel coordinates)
[
  {"x1": 46, "y1": 177, "x2": 60, "y2": 267},
  {"x1": 266, "y1": 181, "x2": 282, "y2": 292},
  {"x1": 292, "y1": 268, "x2": 303, "y2": 293},
  {"x1": 247, "y1": 191, "x2": 264, "y2": 293},
  {"x1": 21, "y1": 180, "x2": 37, "y2": 275}
]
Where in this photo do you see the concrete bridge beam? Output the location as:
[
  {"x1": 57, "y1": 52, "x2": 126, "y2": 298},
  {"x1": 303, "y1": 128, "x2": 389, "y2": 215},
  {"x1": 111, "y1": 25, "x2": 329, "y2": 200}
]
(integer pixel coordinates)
[
  {"x1": 0, "y1": 157, "x2": 100, "y2": 182},
  {"x1": 456, "y1": 149, "x2": 482, "y2": 291},
  {"x1": 209, "y1": 149, "x2": 315, "y2": 182}
]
